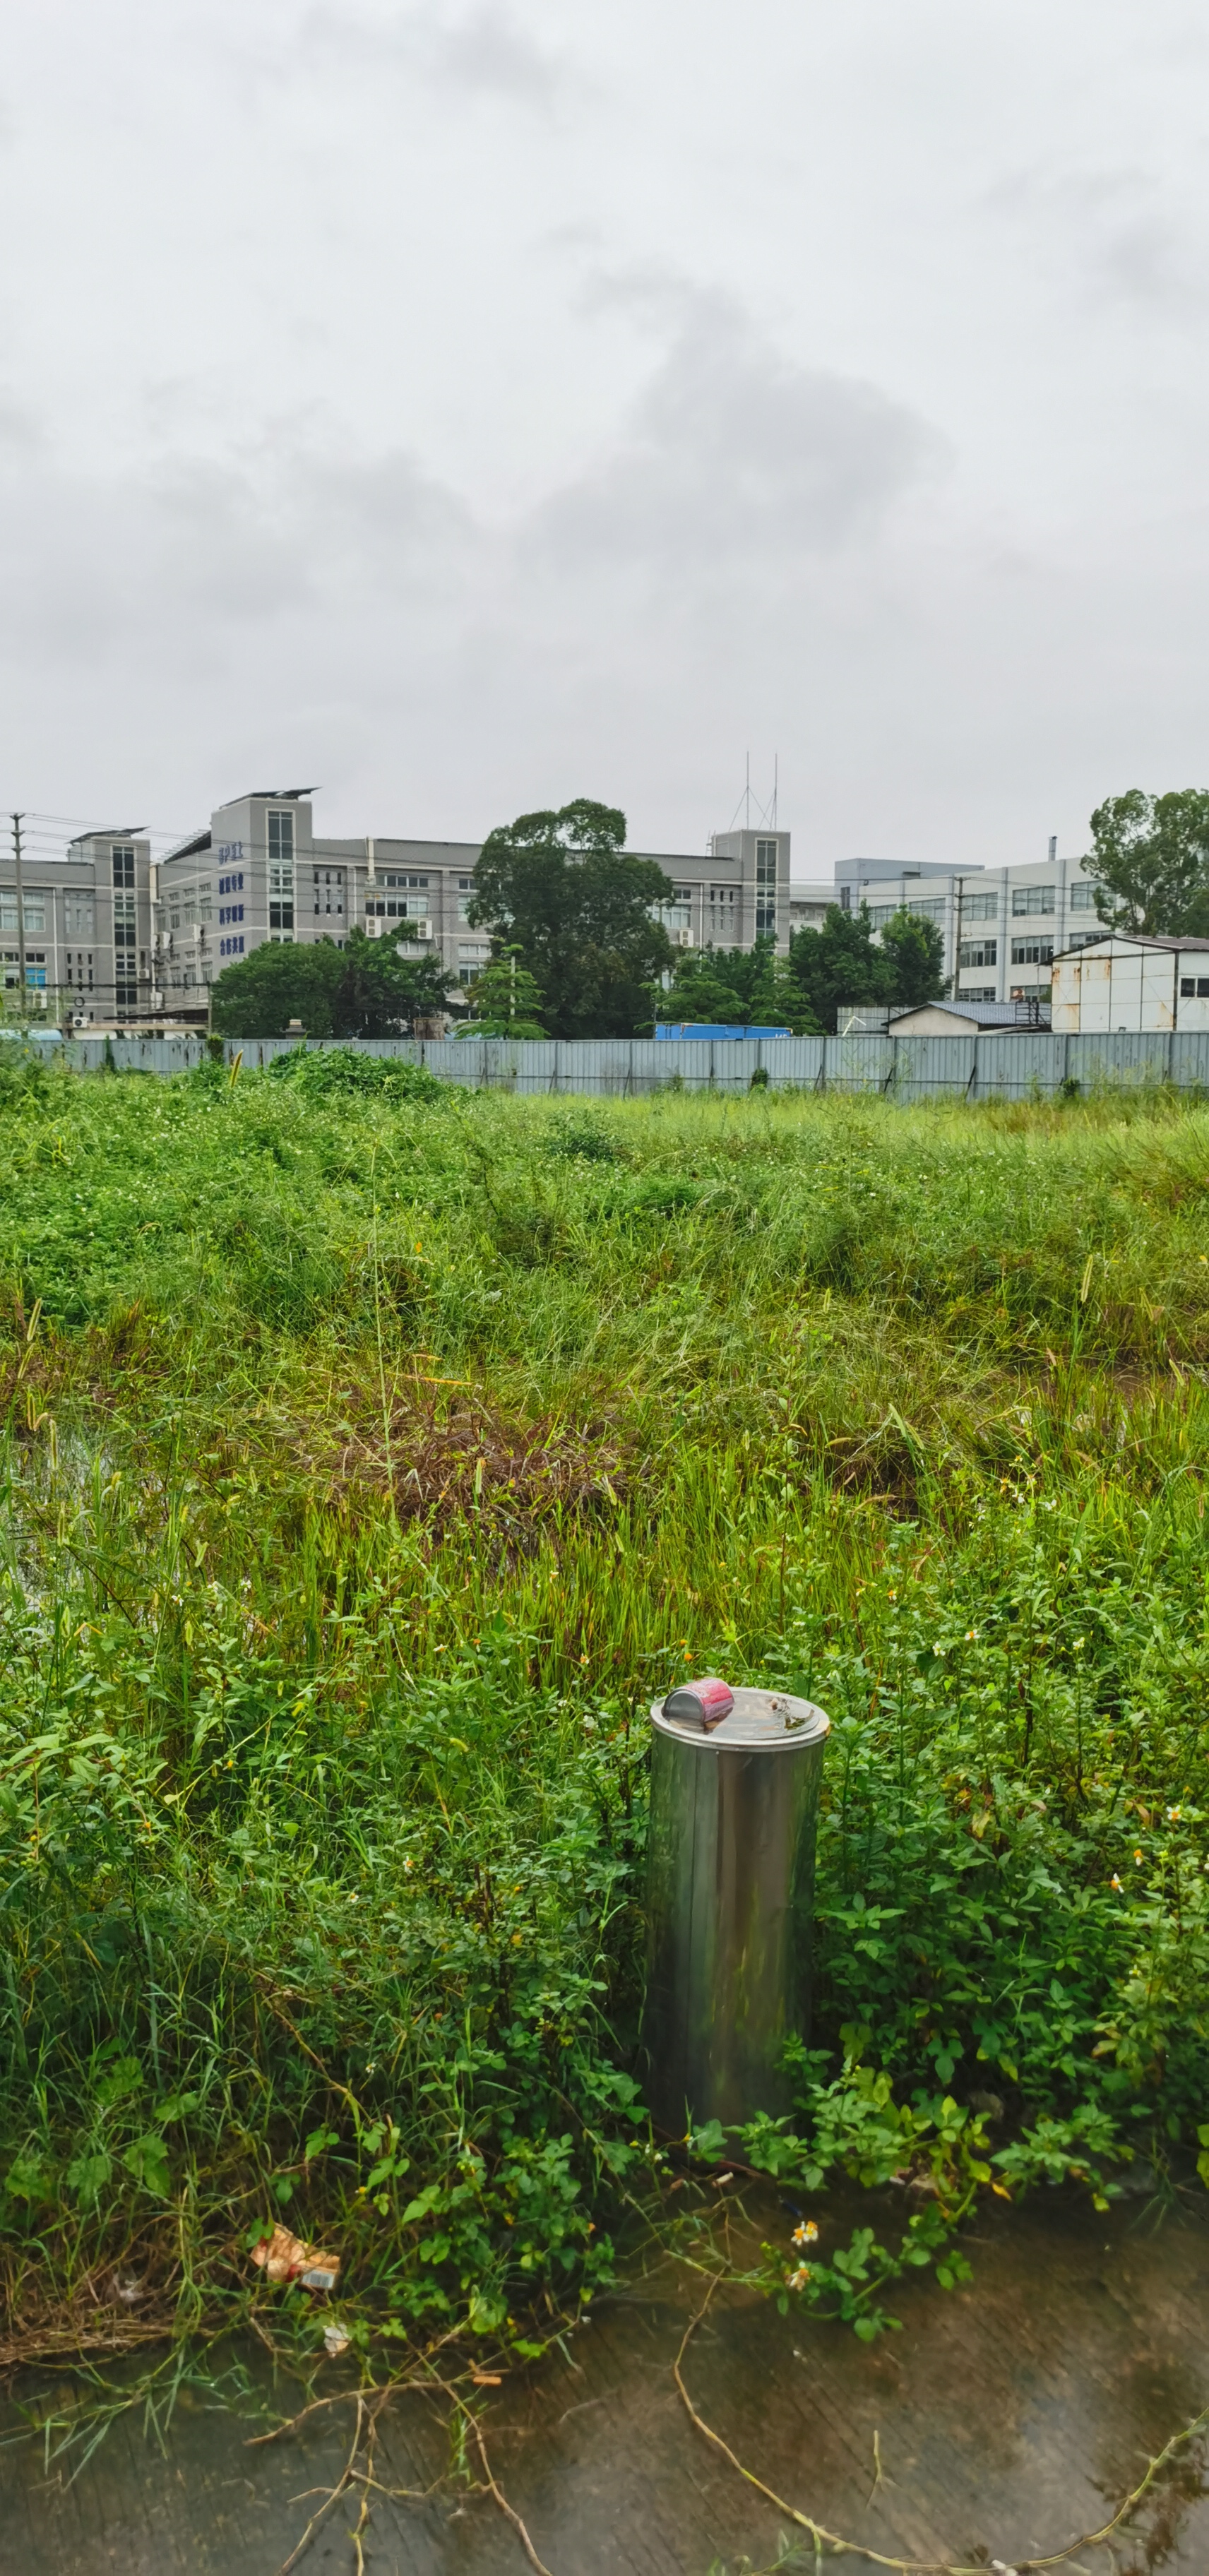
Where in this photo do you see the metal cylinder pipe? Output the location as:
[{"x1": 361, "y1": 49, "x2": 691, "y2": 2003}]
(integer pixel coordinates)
[{"x1": 642, "y1": 1687, "x2": 829, "y2": 2135}]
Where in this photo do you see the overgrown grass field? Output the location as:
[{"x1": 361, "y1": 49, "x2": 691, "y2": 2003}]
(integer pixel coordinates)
[{"x1": 1, "y1": 1050, "x2": 1207, "y2": 2362}]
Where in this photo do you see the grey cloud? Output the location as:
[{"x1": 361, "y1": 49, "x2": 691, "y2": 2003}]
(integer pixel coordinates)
[
  {"x1": 528, "y1": 292, "x2": 942, "y2": 580},
  {"x1": 300, "y1": 2, "x2": 572, "y2": 107},
  {"x1": 985, "y1": 166, "x2": 1203, "y2": 315}
]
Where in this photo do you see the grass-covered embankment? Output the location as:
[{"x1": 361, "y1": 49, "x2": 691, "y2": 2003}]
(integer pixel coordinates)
[{"x1": 1, "y1": 1049, "x2": 1207, "y2": 2361}]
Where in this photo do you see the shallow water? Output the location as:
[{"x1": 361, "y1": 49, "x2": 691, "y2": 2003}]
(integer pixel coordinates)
[{"x1": 3, "y1": 2185, "x2": 1208, "y2": 2575}]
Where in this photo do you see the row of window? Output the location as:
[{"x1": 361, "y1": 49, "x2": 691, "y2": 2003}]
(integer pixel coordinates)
[
  {"x1": 866, "y1": 881, "x2": 1100, "y2": 926},
  {"x1": 2, "y1": 952, "x2": 47, "y2": 989},
  {"x1": 1180, "y1": 977, "x2": 1209, "y2": 998}
]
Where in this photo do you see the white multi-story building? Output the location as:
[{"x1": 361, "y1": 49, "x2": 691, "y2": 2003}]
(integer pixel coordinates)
[{"x1": 834, "y1": 847, "x2": 1102, "y2": 1002}]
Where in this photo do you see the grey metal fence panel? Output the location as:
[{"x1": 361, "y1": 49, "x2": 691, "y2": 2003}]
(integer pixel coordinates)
[
  {"x1": 560, "y1": 1040, "x2": 630, "y2": 1095},
  {"x1": 717, "y1": 1038, "x2": 764, "y2": 1090},
  {"x1": 508, "y1": 1040, "x2": 561, "y2": 1092},
  {"x1": 1169, "y1": 1033, "x2": 1209, "y2": 1091},
  {"x1": 420, "y1": 1039, "x2": 479, "y2": 1085},
  {"x1": 891, "y1": 1035, "x2": 976, "y2": 1099},
  {"x1": 970, "y1": 1034, "x2": 1066, "y2": 1098},
  {"x1": 626, "y1": 1042, "x2": 666, "y2": 1094},
  {"x1": 109, "y1": 1037, "x2": 206, "y2": 1075},
  {"x1": 761, "y1": 1037, "x2": 824, "y2": 1088},
  {"x1": 1069, "y1": 1032, "x2": 1171, "y2": 1090},
  {"x1": 822, "y1": 1034, "x2": 896, "y2": 1093}
]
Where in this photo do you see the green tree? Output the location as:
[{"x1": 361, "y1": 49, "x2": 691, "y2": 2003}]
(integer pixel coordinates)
[
  {"x1": 1085, "y1": 790, "x2": 1209, "y2": 934},
  {"x1": 879, "y1": 907, "x2": 946, "y2": 1010},
  {"x1": 211, "y1": 929, "x2": 451, "y2": 1039},
  {"x1": 467, "y1": 801, "x2": 674, "y2": 1039},
  {"x1": 658, "y1": 937, "x2": 821, "y2": 1033},
  {"x1": 333, "y1": 929, "x2": 452, "y2": 1038},
  {"x1": 787, "y1": 905, "x2": 891, "y2": 1033},
  {"x1": 459, "y1": 946, "x2": 547, "y2": 1038}
]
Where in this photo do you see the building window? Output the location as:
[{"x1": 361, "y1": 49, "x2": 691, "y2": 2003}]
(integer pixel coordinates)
[
  {"x1": 959, "y1": 939, "x2": 997, "y2": 968},
  {"x1": 269, "y1": 901, "x2": 294, "y2": 931},
  {"x1": 0, "y1": 893, "x2": 47, "y2": 934},
  {"x1": 218, "y1": 871, "x2": 244, "y2": 896},
  {"x1": 312, "y1": 869, "x2": 345, "y2": 917},
  {"x1": 962, "y1": 891, "x2": 998, "y2": 921},
  {"x1": 268, "y1": 811, "x2": 294, "y2": 866},
  {"x1": 218, "y1": 904, "x2": 244, "y2": 925},
  {"x1": 1011, "y1": 938, "x2": 1054, "y2": 965},
  {"x1": 366, "y1": 895, "x2": 427, "y2": 921},
  {"x1": 458, "y1": 876, "x2": 475, "y2": 921},
  {"x1": 963, "y1": 986, "x2": 997, "y2": 1001},
  {"x1": 1012, "y1": 885, "x2": 1055, "y2": 915},
  {"x1": 3, "y1": 952, "x2": 47, "y2": 989},
  {"x1": 708, "y1": 885, "x2": 738, "y2": 938},
  {"x1": 1070, "y1": 881, "x2": 1097, "y2": 911},
  {"x1": 655, "y1": 885, "x2": 693, "y2": 931},
  {"x1": 755, "y1": 837, "x2": 778, "y2": 936},
  {"x1": 112, "y1": 846, "x2": 136, "y2": 889},
  {"x1": 1180, "y1": 977, "x2": 1209, "y2": 998}
]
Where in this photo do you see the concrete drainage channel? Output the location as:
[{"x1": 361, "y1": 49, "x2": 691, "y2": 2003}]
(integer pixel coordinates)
[{"x1": 1, "y1": 2190, "x2": 1207, "y2": 2575}]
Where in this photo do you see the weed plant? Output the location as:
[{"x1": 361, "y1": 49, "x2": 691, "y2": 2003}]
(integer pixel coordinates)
[{"x1": 0, "y1": 1056, "x2": 1207, "y2": 2363}]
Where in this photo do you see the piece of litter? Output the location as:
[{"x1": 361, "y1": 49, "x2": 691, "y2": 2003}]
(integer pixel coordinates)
[
  {"x1": 470, "y1": 2371, "x2": 502, "y2": 2387},
  {"x1": 323, "y1": 2322, "x2": 350, "y2": 2357},
  {"x1": 251, "y1": 2224, "x2": 341, "y2": 2291}
]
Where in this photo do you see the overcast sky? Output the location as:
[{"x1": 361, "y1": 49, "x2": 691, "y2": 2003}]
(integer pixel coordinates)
[{"x1": 3, "y1": 0, "x2": 1208, "y2": 872}]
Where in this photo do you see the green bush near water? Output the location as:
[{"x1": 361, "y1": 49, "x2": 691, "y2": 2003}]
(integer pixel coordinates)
[{"x1": 1, "y1": 1065, "x2": 1208, "y2": 2358}]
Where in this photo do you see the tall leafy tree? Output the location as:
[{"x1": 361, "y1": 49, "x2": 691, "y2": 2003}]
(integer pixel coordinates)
[
  {"x1": 467, "y1": 801, "x2": 674, "y2": 1039},
  {"x1": 1085, "y1": 790, "x2": 1209, "y2": 934},
  {"x1": 879, "y1": 908, "x2": 946, "y2": 1009},
  {"x1": 211, "y1": 929, "x2": 451, "y2": 1039},
  {"x1": 787, "y1": 905, "x2": 891, "y2": 1032}
]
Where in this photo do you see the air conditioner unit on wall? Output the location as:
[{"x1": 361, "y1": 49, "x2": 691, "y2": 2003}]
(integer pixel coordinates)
[{"x1": 677, "y1": 928, "x2": 693, "y2": 947}]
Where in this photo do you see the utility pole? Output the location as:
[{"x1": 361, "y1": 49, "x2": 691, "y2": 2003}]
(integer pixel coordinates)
[
  {"x1": 11, "y1": 813, "x2": 26, "y2": 1029},
  {"x1": 953, "y1": 873, "x2": 965, "y2": 1001}
]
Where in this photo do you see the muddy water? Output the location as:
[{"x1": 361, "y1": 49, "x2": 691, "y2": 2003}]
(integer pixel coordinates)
[{"x1": 3, "y1": 2186, "x2": 1208, "y2": 2575}]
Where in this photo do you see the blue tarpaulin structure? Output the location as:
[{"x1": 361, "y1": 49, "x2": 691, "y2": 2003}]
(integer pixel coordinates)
[{"x1": 654, "y1": 1022, "x2": 791, "y2": 1042}]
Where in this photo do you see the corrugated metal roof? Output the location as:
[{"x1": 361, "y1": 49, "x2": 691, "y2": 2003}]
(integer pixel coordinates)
[
  {"x1": 890, "y1": 1001, "x2": 1052, "y2": 1030},
  {"x1": 1059, "y1": 934, "x2": 1209, "y2": 954}
]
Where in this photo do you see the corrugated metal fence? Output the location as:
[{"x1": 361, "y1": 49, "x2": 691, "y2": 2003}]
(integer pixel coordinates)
[{"x1": 37, "y1": 1027, "x2": 1209, "y2": 1097}]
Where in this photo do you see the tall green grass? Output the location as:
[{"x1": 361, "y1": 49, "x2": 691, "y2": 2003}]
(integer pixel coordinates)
[{"x1": 1, "y1": 1053, "x2": 1207, "y2": 2361}]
